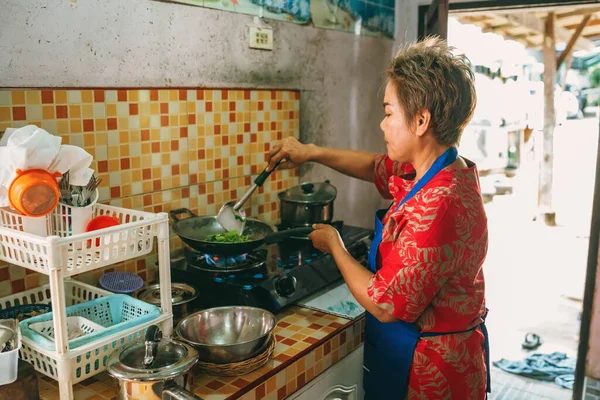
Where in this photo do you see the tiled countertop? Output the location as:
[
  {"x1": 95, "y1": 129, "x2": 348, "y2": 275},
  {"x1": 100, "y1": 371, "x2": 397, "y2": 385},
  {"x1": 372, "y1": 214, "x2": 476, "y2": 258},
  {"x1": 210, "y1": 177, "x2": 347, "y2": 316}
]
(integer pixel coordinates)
[{"x1": 38, "y1": 306, "x2": 365, "y2": 400}]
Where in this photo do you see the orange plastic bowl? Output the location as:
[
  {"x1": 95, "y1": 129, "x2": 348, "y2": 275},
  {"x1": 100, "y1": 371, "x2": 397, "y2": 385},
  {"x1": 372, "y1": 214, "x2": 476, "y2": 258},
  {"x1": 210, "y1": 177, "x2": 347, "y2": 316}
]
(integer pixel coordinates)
[
  {"x1": 8, "y1": 169, "x2": 61, "y2": 217},
  {"x1": 86, "y1": 215, "x2": 120, "y2": 246}
]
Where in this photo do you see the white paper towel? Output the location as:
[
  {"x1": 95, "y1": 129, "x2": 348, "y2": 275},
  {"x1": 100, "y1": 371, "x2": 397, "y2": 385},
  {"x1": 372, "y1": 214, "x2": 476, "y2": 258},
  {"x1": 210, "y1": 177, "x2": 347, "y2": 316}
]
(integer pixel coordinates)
[{"x1": 0, "y1": 125, "x2": 94, "y2": 207}]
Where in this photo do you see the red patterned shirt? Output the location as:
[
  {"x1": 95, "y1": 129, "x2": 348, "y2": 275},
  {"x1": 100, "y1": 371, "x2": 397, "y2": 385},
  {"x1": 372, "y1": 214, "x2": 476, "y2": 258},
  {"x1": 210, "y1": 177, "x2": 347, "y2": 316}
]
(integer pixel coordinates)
[{"x1": 367, "y1": 154, "x2": 488, "y2": 400}]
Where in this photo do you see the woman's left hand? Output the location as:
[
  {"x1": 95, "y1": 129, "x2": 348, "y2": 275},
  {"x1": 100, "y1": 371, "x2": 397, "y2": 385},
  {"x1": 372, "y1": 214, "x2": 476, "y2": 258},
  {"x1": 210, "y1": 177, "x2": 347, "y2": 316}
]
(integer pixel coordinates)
[{"x1": 308, "y1": 224, "x2": 345, "y2": 254}]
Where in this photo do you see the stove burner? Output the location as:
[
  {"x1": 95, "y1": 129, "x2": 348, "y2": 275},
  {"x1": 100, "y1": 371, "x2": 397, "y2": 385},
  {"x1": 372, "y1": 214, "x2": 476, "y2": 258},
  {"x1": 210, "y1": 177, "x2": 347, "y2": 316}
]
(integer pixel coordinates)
[{"x1": 185, "y1": 248, "x2": 267, "y2": 273}]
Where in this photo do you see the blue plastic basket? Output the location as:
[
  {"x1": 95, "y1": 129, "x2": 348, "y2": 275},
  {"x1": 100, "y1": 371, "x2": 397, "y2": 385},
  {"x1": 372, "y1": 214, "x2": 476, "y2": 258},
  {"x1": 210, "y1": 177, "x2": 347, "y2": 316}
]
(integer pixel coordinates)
[
  {"x1": 0, "y1": 304, "x2": 52, "y2": 321},
  {"x1": 20, "y1": 294, "x2": 160, "y2": 351},
  {"x1": 99, "y1": 272, "x2": 144, "y2": 294}
]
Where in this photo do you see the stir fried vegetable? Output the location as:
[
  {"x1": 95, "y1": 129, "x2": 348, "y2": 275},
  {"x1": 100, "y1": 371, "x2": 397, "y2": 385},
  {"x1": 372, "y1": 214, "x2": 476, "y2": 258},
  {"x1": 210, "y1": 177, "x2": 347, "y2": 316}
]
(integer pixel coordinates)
[{"x1": 205, "y1": 230, "x2": 251, "y2": 243}]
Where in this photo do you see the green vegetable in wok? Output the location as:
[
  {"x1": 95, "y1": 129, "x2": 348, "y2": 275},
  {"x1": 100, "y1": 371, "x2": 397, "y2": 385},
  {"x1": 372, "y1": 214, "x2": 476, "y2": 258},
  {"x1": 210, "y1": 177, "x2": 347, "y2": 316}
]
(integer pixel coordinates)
[{"x1": 205, "y1": 230, "x2": 251, "y2": 243}]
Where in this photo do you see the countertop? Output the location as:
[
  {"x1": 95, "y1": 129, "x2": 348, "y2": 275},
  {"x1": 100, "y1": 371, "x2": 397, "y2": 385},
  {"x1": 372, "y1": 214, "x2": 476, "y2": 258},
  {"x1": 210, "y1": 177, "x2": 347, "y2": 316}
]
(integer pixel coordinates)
[{"x1": 37, "y1": 306, "x2": 366, "y2": 400}]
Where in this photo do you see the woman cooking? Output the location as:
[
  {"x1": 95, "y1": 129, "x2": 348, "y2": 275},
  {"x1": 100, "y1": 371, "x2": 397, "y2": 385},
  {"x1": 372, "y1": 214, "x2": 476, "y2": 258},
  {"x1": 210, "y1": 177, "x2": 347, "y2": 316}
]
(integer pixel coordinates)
[{"x1": 267, "y1": 37, "x2": 490, "y2": 399}]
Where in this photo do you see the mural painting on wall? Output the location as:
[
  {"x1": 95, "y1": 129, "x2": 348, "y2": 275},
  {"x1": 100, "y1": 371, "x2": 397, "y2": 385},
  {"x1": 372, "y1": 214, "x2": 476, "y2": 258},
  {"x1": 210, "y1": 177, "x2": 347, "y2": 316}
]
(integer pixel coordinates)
[{"x1": 161, "y1": 0, "x2": 393, "y2": 37}]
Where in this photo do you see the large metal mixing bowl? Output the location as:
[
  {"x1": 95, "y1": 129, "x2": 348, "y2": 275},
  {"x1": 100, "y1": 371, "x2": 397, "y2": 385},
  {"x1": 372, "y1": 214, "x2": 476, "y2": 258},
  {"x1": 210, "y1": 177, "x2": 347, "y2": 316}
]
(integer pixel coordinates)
[{"x1": 176, "y1": 306, "x2": 276, "y2": 364}]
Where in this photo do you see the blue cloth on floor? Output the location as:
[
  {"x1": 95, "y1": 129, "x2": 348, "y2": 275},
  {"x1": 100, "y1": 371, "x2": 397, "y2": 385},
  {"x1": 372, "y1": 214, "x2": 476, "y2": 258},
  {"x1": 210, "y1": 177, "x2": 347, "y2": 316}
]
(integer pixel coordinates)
[
  {"x1": 555, "y1": 374, "x2": 575, "y2": 390},
  {"x1": 493, "y1": 352, "x2": 576, "y2": 388}
]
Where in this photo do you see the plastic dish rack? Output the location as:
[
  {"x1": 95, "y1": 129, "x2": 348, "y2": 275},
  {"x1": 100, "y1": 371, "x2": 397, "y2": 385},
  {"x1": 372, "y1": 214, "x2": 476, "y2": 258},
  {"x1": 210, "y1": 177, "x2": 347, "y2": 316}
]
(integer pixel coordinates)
[
  {"x1": 0, "y1": 202, "x2": 163, "y2": 277},
  {"x1": 0, "y1": 281, "x2": 172, "y2": 390},
  {"x1": 22, "y1": 294, "x2": 160, "y2": 350}
]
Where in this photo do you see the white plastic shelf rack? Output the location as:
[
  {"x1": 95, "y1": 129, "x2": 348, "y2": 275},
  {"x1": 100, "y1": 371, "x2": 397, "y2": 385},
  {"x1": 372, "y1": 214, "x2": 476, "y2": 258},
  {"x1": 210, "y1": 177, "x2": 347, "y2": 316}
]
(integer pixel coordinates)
[{"x1": 0, "y1": 204, "x2": 174, "y2": 400}]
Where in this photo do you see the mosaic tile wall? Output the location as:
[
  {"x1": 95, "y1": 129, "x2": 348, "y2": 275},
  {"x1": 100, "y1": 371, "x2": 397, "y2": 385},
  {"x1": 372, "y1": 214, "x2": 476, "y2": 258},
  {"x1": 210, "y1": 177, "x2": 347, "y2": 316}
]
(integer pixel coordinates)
[{"x1": 0, "y1": 89, "x2": 300, "y2": 296}]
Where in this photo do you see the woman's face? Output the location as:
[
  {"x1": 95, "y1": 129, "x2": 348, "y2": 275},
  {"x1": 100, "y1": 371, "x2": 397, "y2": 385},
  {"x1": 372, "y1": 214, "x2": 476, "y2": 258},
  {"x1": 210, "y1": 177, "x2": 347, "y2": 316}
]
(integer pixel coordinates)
[{"x1": 380, "y1": 81, "x2": 415, "y2": 162}]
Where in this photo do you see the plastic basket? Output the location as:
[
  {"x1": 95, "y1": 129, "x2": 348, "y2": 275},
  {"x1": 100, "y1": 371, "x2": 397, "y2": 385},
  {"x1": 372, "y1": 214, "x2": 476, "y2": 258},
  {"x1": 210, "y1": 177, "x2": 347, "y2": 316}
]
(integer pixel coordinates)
[
  {"x1": 0, "y1": 304, "x2": 52, "y2": 321},
  {"x1": 0, "y1": 207, "x2": 52, "y2": 236},
  {"x1": 20, "y1": 294, "x2": 160, "y2": 351},
  {"x1": 30, "y1": 315, "x2": 105, "y2": 341}
]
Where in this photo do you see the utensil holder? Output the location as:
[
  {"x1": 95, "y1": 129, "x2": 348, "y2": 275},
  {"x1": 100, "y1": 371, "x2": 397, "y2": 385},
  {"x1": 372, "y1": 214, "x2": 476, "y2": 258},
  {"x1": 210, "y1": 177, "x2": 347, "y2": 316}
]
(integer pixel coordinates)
[{"x1": 54, "y1": 189, "x2": 99, "y2": 236}]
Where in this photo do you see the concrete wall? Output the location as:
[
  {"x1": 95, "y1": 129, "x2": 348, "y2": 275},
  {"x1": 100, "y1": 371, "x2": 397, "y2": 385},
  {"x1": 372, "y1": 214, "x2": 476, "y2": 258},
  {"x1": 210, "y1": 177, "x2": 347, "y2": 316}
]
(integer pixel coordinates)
[{"x1": 0, "y1": 0, "x2": 420, "y2": 228}]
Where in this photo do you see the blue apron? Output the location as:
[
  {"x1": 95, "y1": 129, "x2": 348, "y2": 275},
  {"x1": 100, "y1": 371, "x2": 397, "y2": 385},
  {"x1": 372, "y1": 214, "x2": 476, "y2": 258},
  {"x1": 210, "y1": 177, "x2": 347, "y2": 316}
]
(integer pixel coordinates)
[{"x1": 363, "y1": 147, "x2": 491, "y2": 399}]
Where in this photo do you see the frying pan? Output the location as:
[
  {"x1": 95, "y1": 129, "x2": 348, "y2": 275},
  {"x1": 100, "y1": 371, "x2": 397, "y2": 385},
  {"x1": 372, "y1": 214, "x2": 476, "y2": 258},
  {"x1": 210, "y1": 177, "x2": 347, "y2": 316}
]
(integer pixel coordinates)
[{"x1": 170, "y1": 208, "x2": 314, "y2": 256}]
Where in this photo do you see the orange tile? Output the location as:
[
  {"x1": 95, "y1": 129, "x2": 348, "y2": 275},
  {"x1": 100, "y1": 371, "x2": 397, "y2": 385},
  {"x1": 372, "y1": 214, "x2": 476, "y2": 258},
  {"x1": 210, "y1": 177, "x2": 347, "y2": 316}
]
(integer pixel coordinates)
[
  {"x1": 81, "y1": 90, "x2": 93, "y2": 103},
  {"x1": 0, "y1": 106, "x2": 10, "y2": 121},
  {"x1": 55, "y1": 90, "x2": 67, "y2": 104}
]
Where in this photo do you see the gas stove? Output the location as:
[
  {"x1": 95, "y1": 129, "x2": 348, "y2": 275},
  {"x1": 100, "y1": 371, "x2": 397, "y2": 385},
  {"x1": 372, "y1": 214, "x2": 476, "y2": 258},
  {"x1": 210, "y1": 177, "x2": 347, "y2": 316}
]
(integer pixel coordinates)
[{"x1": 170, "y1": 224, "x2": 373, "y2": 313}]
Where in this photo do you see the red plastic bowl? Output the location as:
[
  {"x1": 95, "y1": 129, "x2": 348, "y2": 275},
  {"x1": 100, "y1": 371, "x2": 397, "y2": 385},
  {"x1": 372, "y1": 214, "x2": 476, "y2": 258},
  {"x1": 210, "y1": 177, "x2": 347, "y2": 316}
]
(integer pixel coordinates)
[{"x1": 86, "y1": 215, "x2": 120, "y2": 246}]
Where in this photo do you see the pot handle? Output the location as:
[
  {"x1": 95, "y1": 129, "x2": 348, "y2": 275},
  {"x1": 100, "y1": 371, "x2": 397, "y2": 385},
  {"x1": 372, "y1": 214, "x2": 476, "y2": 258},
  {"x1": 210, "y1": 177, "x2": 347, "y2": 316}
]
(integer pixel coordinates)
[
  {"x1": 264, "y1": 227, "x2": 314, "y2": 245},
  {"x1": 162, "y1": 383, "x2": 204, "y2": 400},
  {"x1": 254, "y1": 159, "x2": 283, "y2": 187},
  {"x1": 170, "y1": 208, "x2": 197, "y2": 223}
]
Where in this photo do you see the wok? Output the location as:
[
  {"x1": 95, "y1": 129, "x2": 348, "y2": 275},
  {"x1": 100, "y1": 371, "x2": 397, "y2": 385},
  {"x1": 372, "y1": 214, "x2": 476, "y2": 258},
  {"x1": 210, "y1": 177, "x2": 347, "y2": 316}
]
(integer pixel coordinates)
[{"x1": 170, "y1": 208, "x2": 313, "y2": 256}]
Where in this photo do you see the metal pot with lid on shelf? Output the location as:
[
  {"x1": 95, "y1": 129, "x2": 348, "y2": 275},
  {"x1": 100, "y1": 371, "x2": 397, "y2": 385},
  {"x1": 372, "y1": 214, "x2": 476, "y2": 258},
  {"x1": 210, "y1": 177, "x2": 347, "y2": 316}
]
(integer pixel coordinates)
[
  {"x1": 107, "y1": 325, "x2": 203, "y2": 400},
  {"x1": 135, "y1": 283, "x2": 199, "y2": 325},
  {"x1": 278, "y1": 180, "x2": 337, "y2": 227}
]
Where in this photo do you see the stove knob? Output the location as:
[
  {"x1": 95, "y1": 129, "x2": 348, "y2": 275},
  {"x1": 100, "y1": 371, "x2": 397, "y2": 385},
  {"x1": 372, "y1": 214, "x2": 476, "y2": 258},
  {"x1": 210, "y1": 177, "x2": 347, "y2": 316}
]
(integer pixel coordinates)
[{"x1": 275, "y1": 276, "x2": 297, "y2": 298}]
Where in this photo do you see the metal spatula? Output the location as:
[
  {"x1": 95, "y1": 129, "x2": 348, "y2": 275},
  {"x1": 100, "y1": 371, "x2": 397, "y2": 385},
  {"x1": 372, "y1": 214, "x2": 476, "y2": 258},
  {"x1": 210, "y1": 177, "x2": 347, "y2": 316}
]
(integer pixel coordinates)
[{"x1": 217, "y1": 160, "x2": 282, "y2": 233}]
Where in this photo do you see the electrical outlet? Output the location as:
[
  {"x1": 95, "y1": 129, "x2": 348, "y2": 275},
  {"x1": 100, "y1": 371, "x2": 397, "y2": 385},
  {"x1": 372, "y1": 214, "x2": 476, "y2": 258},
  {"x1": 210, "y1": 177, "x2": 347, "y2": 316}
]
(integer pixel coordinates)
[{"x1": 249, "y1": 26, "x2": 273, "y2": 50}]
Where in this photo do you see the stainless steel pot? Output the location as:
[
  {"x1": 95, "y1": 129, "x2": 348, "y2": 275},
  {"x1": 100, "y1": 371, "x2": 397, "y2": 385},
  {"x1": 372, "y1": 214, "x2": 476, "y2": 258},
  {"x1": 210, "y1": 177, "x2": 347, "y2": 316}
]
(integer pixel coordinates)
[
  {"x1": 278, "y1": 181, "x2": 337, "y2": 227},
  {"x1": 176, "y1": 306, "x2": 276, "y2": 364},
  {"x1": 135, "y1": 283, "x2": 198, "y2": 325},
  {"x1": 107, "y1": 326, "x2": 202, "y2": 400}
]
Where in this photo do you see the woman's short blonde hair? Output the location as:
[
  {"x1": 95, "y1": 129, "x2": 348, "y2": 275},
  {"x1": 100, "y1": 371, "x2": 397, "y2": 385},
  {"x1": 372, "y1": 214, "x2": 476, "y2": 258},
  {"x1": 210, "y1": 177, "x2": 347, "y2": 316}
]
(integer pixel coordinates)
[{"x1": 386, "y1": 36, "x2": 476, "y2": 146}]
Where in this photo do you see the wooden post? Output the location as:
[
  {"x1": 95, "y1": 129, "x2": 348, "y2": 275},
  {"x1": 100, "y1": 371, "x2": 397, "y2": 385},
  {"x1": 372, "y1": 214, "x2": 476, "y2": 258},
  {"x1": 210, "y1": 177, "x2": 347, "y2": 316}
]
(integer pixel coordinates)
[{"x1": 539, "y1": 12, "x2": 557, "y2": 226}]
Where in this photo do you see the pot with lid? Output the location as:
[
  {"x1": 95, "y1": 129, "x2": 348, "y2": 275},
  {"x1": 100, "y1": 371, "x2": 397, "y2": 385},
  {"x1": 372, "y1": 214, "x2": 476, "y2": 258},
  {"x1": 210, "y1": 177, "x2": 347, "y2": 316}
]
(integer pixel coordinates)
[
  {"x1": 135, "y1": 283, "x2": 198, "y2": 325},
  {"x1": 278, "y1": 181, "x2": 337, "y2": 227},
  {"x1": 107, "y1": 325, "x2": 202, "y2": 400}
]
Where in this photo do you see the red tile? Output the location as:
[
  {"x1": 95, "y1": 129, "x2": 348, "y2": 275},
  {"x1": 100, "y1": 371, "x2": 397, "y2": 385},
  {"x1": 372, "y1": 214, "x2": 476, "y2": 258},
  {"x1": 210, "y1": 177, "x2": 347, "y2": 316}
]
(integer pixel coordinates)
[
  {"x1": 0, "y1": 268, "x2": 9, "y2": 281},
  {"x1": 188, "y1": 114, "x2": 196, "y2": 124},
  {"x1": 141, "y1": 129, "x2": 150, "y2": 141},
  {"x1": 154, "y1": 206, "x2": 162, "y2": 214},
  {"x1": 198, "y1": 149, "x2": 205, "y2": 159},
  {"x1": 182, "y1": 187, "x2": 190, "y2": 198},
  {"x1": 275, "y1": 353, "x2": 291, "y2": 363},
  {"x1": 237, "y1": 135, "x2": 243, "y2": 144},
  {"x1": 271, "y1": 91, "x2": 277, "y2": 100},
  {"x1": 160, "y1": 103, "x2": 169, "y2": 114},
  {"x1": 271, "y1": 203, "x2": 276, "y2": 211},
  {"x1": 94, "y1": 90, "x2": 105, "y2": 103},
  {"x1": 289, "y1": 111, "x2": 294, "y2": 119},
  {"x1": 180, "y1": 126, "x2": 188, "y2": 138},
  {"x1": 117, "y1": 90, "x2": 127, "y2": 102},
  {"x1": 258, "y1": 102, "x2": 264, "y2": 111},
  {"x1": 160, "y1": 115, "x2": 168, "y2": 127},
  {"x1": 190, "y1": 174, "x2": 198, "y2": 185},
  {"x1": 221, "y1": 90, "x2": 228, "y2": 100},
  {"x1": 205, "y1": 102, "x2": 212, "y2": 112},
  {"x1": 277, "y1": 131, "x2": 283, "y2": 140},
  {"x1": 41, "y1": 90, "x2": 54, "y2": 104},
  {"x1": 277, "y1": 386, "x2": 287, "y2": 400},
  {"x1": 277, "y1": 181, "x2": 283, "y2": 190},
  {"x1": 143, "y1": 194, "x2": 152, "y2": 206},
  {"x1": 98, "y1": 160, "x2": 108, "y2": 173},
  {"x1": 120, "y1": 158, "x2": 130, "y2": 170},
  {"x1": 245, "y1": 176, "x2": 251, "y2": 185},
  {"x1": 229, "y1": 189, "x2": 235, "y2": 198},
  {"x1": 56, "y1": 105, "x2": 68, "y2": 118},
  {"x1": 206, "y1": 380, "x2": 224, "y2": 390},
  {"x1": 207, "y1": 194, "x2": 214, "y2": 204},
  {"x1": 196, "y1": 90, "x2": 204, "y2": 100},
  {"x1": 303, "y1": 337, "x2": 318, "y2": 344},
  {"x1": 224, "y1": 170, "x2": 229, "y2": 179},
  {"x1": 171, "y1": 140, "x2": 179, "y2": 151},
  {"x1": 251, "y1": 165, "x2": 258, "y2": 174},
  {"x1": 313, "y1": 311, "x2": 325, "y2": 317},
  {"x1": 172, "y1": 165, "x2": 180, "y2": 175},
  {"x1": 324, "y1": 341, "x2": 331, "y2": 355},
  {"x1": 222, "y1": 180, "x2": 229, "y2": 190},
  {"x1": 244, "y1": 123, "x2": 250, "y2": 133},
  {"x1": 222, "y1": 136, "x2": 228, "y2": 145},
  {"x1": 231, "y1": 378, "x2": 248, "y2": 389},
  {"x1": 229, "y1": 101, "x2": 236, "y2": 111},
  {"x1": 129, "y1": 104, "x2": 138, "y2": 115},
  {"x1": 12, "y1": 107, "x2": 26, "y2": 121},
  {"x1": 150, "y1": 90, "x2": 159, "y2": 101},
  {"x1": 142, "y1": 168, "x2": 152, "y2": 180},
  {"x1": 83, "y1": 119, "x2": 94, "y2": 132},
  {"x1": 110, "y1": 187, "x2": 121, "y2": 198},
  {"x1": 282, "y1": 338, "x2": 297, "y2": 346},
  {"x1": 329, "y1": 322, "x2": 343, "y2": 328},
  {"x1": 297, "y1": 372, "x2": 306, "y2": 388},
  {"x1": 259, "y1": 205, "x2": 264, "y2": 214},
  {"x1": 107, "y1": 118, "x2": 117, "y2": 130},
  {"x1": 214, "y1": 125, "x2": 220, "y2": 135},
  {"x1": 237, "y1": 156, "x2": 243, "y2": 165},
  {"x1": 178, "y1": 89, "x2": 187, "y2": 100},
  {"x1": 258, "y1": 122, "x2": 264, "y2": 132},
  {"x1": 153, "y1": 180, "x2": 161, "y2": 191},
  {"x1": 271, "y1": 121, "x2": 277, "y2": 130},
  {"x1": 251, "y1": 133, "x2": 257, "y2": 142},
  {"x1": 230, "y1": 112, "x2": 236, "y2": 122},
  {"x1": 151, "y1": 142, "x2": 160, "y2": 153},
  {"x1": 277, "y1": 101, "x2": 283, "y2": 110},
  {"x1": 199, "y1": 184, "x2": 206, "y2": 195},
  {"x1": 340, "y1": 331, "x2": 347, "y2": 345},
  {"x1": 278, "y1": 321, "x2": 291, "y2": 329},
  {"x1": 244, "y1": 90, "x2": 250, "y2": 100},
  {"x1": 256, "y1": 383, "x2": 266, "y2": 400},
  {"x1": 215, "y1": 159, "x2": 221, "y2": 169},
  {"x1": 295, "y1": 91, "x2": 300, "y2": 99},
  {"x1": 137, "y1": 260, "x2": 145, "y2": 271}
]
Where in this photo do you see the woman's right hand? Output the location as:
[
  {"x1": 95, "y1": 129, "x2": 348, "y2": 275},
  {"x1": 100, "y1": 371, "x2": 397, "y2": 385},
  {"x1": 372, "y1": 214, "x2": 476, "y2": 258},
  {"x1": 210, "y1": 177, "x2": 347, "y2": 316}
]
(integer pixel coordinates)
[{"x1": 267, "y1": 137, "x2": 316, "y2": 171}]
